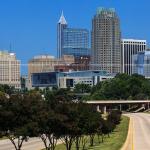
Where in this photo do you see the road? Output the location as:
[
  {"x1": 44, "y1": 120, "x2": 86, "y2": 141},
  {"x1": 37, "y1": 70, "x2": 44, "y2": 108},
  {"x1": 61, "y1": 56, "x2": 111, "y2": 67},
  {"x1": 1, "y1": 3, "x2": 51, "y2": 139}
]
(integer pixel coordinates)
[
  {"x1": 124, "y1": 113, "x2": 150, "y2": 150},
  {"x1": 0, "y1": 138, "x2": 45, "y2": 150}
]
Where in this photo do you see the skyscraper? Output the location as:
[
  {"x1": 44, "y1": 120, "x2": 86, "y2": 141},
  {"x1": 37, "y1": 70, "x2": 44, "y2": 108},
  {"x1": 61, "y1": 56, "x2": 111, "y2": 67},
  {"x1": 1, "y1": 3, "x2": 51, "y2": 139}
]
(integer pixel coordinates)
[
  {"x1": 57, "y1": 12, "x2": 90, "y2": 59},
  {"x1": 57, "y1": 12, "x2": 68, "y2": 58},
  {"x1": 91, "y1": 7, "x2": 121, "y2": 74},
  {"x1": 121, "y1": 39, "x2": 146, "y2": 75}
]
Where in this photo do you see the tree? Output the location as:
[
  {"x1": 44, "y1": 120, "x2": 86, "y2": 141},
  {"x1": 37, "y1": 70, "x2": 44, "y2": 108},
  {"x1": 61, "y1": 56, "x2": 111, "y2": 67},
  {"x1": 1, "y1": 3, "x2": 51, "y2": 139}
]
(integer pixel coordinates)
[
  {"x1": 0, "y1": 93, "x2": 41, "y2": 150},
  {"x1": 107, "y1": 110, "x2": 122, "y2": 126},
  {"x1": 36, "y1": 101, "x2": 65, "y2": 150},
  {"x1": 74, "y1": 83, "x2": 91, "y2": 94}
]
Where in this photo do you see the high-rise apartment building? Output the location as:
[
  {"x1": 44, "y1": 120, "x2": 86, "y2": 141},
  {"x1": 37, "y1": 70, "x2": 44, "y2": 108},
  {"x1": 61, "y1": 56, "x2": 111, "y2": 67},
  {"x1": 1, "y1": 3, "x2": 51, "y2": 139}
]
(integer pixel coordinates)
[
  {"x1": 0, "y1": 51, "x2": 21, "y2": 89},
  {"x1": 91, "y1": 7, "x2": 121, "y2": 74},
  {"x1": 121, "y1": 39, "x2": 146, "y2": 75},
  {"x1": 57, "y1": 12, "x2": 90, "y2": 59}
]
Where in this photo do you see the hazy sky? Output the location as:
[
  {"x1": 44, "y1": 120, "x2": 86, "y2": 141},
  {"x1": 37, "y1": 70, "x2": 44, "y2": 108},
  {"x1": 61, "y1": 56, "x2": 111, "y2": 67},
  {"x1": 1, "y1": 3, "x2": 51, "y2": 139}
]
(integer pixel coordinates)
[{"x1": 0, "y1": 0, "x2": 150, "y2": 74}]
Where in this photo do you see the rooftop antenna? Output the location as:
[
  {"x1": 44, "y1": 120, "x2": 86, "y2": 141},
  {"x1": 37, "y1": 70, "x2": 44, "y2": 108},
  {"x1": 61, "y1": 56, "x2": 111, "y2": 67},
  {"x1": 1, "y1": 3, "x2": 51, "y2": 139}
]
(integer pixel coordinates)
[{"x1": 9, "y1": 43, "x2": 12, "y2": 53}]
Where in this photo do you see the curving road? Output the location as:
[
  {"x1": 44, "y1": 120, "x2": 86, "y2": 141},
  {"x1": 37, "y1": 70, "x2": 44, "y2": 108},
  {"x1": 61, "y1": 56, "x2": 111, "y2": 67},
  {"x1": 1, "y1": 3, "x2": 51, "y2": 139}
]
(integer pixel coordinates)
[
  {"x1": 0, "y1": 138, "x2": 45, "y2": 150},
  {"x1": 124, "y1": 113, "x2": 150, "y2": 150}
]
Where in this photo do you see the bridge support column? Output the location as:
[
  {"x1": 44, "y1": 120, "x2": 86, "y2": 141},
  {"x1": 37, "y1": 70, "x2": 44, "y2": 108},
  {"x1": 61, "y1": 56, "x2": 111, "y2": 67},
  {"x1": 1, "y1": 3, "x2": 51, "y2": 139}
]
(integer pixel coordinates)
[
  {"x1": 120, "y1": 104, "x2": 122, "y2": 111},
  {"x1": 103, "y1": 106, "x2": 107, "y2": 114},
  {"x1": 142, "y1": 104, "x2": 145, "y2": 110},
  {"x1": 96, "y1": 105, "x2": 100, "y2": 112}
]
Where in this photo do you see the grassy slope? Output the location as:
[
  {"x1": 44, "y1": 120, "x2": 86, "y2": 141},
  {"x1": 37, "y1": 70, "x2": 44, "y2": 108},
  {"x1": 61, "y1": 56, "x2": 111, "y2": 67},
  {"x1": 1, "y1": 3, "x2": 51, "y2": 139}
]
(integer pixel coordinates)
[{"x1": 54, "y1": 116, "x2": 129, "y2": 150}]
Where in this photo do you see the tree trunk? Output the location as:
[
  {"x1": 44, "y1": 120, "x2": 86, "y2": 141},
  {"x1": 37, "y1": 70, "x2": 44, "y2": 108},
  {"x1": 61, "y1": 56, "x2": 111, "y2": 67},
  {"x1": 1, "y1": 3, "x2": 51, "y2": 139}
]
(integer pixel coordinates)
[
  {"x1": 81, "y1": 136, "x2": 87, "y2": 150},
  {"x1": 8, "y1": 136, "x2": 25, "y2": 150},
  {"x1": 97, "y1": 134, "x2": 101, "y2": 144},
  {"x1": 63, "y1": 136, "x2": 74, "y2": 150},
  {"x1": 75, "y1": 136, "x2": 81, "y2": 150},
  {"x1": 90, "y1": 135, "x2": 94, "y2": 146}
]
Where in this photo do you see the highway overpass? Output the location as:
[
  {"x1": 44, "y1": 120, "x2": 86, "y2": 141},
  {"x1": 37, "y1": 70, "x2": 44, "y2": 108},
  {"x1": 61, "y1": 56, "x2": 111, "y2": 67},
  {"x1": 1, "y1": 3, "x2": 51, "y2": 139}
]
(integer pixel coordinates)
[{"x1": 86, "y1": 100, "x2": 150, "y2": 113}]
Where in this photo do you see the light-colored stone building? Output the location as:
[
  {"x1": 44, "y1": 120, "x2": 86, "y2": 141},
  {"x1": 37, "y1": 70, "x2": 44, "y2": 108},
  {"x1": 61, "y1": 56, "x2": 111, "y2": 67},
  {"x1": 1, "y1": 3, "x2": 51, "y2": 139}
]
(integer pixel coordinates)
[{"x1": 0, "y1": 51, "x2": 21, "y2": 89}]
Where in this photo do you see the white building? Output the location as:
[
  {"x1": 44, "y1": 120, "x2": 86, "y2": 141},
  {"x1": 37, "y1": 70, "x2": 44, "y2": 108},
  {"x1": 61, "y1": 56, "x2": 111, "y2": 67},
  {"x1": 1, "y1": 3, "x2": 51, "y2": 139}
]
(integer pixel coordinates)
[
  {"x1": 121, "y1": 39, "x2": 147, "y2": 75},
  {"x1": 0, "y1": 51, "x2": 21, "y2": 89},
  {"x1": 58, "y1": 71, "x2": 114, "y2": 89},
  {"x1": 31, "y1": 70, "x2": 114, "y2": 89}
]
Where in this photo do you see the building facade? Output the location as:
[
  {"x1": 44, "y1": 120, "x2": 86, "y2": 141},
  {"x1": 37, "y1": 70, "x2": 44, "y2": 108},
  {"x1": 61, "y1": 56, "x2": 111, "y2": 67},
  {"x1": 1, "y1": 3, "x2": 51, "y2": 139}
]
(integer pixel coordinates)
[
  {"x1": 28, "y1": 55, "x2": 63, "y2": 87},
  {"x1": 122, "y1": 39, "x2": 147, "y2": 75},
  {"x1": 132, "y1": 51, "x2": 150, "y2": 78},
  {"x1": 57, "y1": 12, "x2": 90, "y2": 59},
  {"x1": 31, "y1": 70, "x2": 113, "y2": 89},
  {"x1": 58, "y1": 70, "x2": 113, "y2": 89},
  {"x1": 0, "y1": 51, "x2": 21, "y2": 89},
  {"x1": 54, "y1": 56, "x2": 90, "y2": 72},
  {"x1": 28, "y1": 54, "x2": 76, "y2": 88},
  {"x1": 91, "y1": 7, "x2": 121, "y2": 74}
]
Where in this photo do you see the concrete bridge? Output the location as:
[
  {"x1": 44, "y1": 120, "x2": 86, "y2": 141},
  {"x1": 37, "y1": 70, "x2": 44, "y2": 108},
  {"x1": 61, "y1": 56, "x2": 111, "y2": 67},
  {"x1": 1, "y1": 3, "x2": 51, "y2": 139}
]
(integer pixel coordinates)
[{"x1": 86, "y1": 100, "x2": 150, "y2": 113}]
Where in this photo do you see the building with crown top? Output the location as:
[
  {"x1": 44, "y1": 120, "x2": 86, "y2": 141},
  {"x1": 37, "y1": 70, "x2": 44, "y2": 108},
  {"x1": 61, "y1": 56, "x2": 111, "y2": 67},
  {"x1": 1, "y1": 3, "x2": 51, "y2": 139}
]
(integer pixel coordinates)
[{"x1": 91, "y1": 7, "x2": 121, "y2": 74}]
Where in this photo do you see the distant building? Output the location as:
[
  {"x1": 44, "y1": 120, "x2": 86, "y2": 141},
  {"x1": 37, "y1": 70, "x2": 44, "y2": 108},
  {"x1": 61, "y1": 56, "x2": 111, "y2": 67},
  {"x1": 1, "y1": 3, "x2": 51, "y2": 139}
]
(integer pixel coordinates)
[
  {"x1": 58, "y1": 70, "x2": 113, "y2": 89},
  {"x1": 31, "y1": 72, "x2": 58, "y2": 88},
  {"x1": 0, "y1": 51, "x2": 21, "y2": 89},
  {"x1": 28, "y1": 54, "x2": 75, "y2": 88},
  {"x1": 91, "y1": 7, "x2": 121, "y2": 74},
  {"x1": 20, "y1": 75, "x2": 29, "y2": 91},
  {"x1": 132, "y1": 51, "x2": 150, "y2": 78},
  {"x1": 122, "y1": 39, "x2": 147, "y2": 75},
  {"x1": 28, "y1": 55, "x2": 63, "y2": 87},
  {"x1": 31, "y1": 70, "x2": 113, "y2": 89},
  {"x1": 57, "y1": 12, "x2": 68, "y2": 59},
  {"x1": 54, "y1": 56, "x2": 90, "y2": 72},
  {"x1": 57, "y1": 12, "x2": 90, "y2": 60}
]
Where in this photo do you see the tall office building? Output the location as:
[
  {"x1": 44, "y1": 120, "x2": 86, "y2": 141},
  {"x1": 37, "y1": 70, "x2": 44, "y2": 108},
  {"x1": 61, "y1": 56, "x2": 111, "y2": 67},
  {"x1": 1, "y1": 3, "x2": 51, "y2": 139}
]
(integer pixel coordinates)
[
  {"x1": 122, "y1": 39, "x2": 146, "y2": 75},
  {"x1": 0, "y1": 51, "x2": 21, "y2": 89},
  {"x1": 57, "y1": 12, "x2": 68, "y2": 58},
  {"x1": 91, "y1": 7, "x2": 121, "y2": 74},
  {"x1": 57, "y1": 12, "x2": 90, "y2": 59}
]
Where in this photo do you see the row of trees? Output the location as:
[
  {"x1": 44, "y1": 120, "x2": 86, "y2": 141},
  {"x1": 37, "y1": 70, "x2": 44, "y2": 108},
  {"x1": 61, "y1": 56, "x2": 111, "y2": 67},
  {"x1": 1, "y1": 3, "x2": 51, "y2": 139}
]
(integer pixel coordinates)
[
  {"x1": 0, "y1": 90, "x2": 122, "y2": 150},
  {"x1": 83, "y1": 73, "x2": 150, "y2": 100}
]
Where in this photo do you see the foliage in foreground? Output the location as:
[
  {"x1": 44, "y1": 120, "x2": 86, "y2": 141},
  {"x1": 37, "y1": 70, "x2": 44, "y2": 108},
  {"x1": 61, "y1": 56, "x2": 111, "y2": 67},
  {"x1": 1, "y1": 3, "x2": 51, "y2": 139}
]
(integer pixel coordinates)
[
  {"x1": 0, "y1": 90, "x2": 122, "y2": 150},
  {"x1": 53, "y1": 116, "x2": 129, "y2": 150}
]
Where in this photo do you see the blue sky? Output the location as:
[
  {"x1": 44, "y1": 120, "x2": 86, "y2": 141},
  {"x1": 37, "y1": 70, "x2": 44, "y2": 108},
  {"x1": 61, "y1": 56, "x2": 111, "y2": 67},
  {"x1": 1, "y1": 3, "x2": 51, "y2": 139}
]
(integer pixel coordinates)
[{"x1": 0, "y1": 0, "x2": 150, "y2": 74}]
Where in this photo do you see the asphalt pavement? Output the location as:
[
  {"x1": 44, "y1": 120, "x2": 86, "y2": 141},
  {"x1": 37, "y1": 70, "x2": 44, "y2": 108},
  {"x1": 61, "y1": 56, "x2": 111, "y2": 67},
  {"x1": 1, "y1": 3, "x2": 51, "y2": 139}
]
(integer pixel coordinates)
[
  {"x1": 124, "y1": 113, "x2": 150, "y2": 150},
  {"x1": 0, "y1": 138, "x2": 45, "y2": 150}
]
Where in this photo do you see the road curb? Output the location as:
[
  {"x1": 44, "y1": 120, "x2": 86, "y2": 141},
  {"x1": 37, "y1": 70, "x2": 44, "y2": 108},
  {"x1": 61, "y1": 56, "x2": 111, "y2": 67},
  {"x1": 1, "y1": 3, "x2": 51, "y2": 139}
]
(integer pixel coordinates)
[{"x1": 121, "y1": 117, "x2": 134, "y2": 150}]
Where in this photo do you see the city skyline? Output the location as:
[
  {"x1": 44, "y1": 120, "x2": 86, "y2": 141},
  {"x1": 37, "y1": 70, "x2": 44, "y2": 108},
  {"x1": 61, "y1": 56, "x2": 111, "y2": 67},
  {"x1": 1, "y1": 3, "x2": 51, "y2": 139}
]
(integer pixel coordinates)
[{"x1": 0, "y1": 0, "x2": 150, "y2": 74}]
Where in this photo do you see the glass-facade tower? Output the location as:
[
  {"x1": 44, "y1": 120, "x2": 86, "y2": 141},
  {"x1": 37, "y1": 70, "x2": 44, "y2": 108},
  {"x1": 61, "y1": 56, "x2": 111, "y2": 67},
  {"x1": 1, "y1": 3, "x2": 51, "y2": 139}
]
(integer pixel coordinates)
[
  {"x1": 57, "y1": 12, "x2": 90, "y2": 58},
  {"x1": 133, "y1": 51, "x2": 150, "y2": 78},
  {"x1": 57, "y1": 12, "x2": 68, "y2": 58}
]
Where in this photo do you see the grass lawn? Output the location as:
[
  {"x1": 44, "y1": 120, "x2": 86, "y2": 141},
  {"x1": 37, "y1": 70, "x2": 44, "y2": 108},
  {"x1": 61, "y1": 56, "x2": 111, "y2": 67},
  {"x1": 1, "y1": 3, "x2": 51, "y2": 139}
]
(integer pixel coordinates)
[{"x1": 44, "y1": 116, "x2": 129, "y2": 150}]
